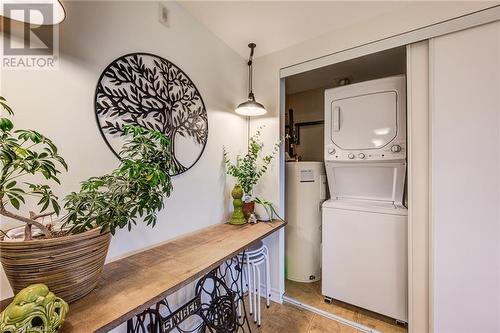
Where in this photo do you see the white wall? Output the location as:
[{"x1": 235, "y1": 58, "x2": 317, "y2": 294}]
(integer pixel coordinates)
[
  {"x1": 430, "y1": 21, "x2": 500, "y2": 333},
  {"x1": 248, "y1": 0, "x2": 497, "y2": 319},
  {"x1": 0, "y1": 1, "x2": 248, "y2": 319}
]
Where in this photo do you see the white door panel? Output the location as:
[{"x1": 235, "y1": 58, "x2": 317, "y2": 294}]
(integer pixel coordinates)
[{"x1": 431, "y1": 21, "x2": 500, "y2": 333}]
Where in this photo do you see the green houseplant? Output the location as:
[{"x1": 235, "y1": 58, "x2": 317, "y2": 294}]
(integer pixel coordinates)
[
  {"x1": 0, "y1": 97, "x2": 174, "y2": 303},
  {"x1": 223, "y1": 128, "x2": 279, "y2": 222},
  {"x1": 0, "y1": 97, "x2": 67, "y2": 240},
  {"x1": 63, "y1": 125, "x2": 173, "y2": 235},
  {"x1": 254, "y1": 197, "x2": 283, "y2": 222}
]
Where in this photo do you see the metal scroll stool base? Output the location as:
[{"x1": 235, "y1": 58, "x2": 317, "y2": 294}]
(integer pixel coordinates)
[{"x1": 127, "y1": 253, "x2": 252, "y2": 333}]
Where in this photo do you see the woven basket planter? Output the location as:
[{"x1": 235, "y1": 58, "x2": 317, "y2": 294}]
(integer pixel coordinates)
[{"x1": 0, "y1": 227, "x2": 111, "y2": 303}]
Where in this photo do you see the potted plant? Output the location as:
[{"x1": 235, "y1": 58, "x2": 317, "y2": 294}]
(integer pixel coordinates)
[
  {"x1": 0, "y1": 97, "x2": 173, "y2": 303},
  {"x1": 223, "y1": 128, "x2": 279, "y2": 222},
  {"x1": 254, "y1": 197, "x2": 282, "y2": 222}
]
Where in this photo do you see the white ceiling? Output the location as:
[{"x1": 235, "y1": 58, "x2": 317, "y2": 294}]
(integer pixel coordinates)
[
  {"x1": 178, "y1": 1, "x2": 412, "y2": 58},
  {"x1": 285, "y1": 46, "x2": 406, "y2": 94}
]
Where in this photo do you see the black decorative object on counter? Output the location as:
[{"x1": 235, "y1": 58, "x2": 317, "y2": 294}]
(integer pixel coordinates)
[
  {"x1": 126, "y1": 254, "x2": 252, "y2": 333},
  {"x1": 95, "y1": 53, "x2": 208, "y2": 175}
]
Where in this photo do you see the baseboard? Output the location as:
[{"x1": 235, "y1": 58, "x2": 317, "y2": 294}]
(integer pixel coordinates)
[
  {"x1": 251, "y1": 284, "x2": 283, "y2": 304},
  {"x1": 264, "y1": 285, "x2": 283, "y2": 304}
]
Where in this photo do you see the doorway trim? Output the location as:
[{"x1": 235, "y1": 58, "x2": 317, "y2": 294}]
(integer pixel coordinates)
[{"x1": 406, "y1": 40, "x2": 431, "y2": 333}]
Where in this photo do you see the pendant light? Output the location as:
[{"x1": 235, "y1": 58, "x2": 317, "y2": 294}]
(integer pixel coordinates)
[
  {"x1": 235, "y1": 43, "x2": 267, "y2": 116},
  {"x1": 0, "y1": 0, "x2": 66, "y2": 25}
]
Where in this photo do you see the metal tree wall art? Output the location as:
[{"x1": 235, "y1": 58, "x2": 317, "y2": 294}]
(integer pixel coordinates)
[{"x1": 95, "y1": 53, "x2": 208, "y2": 175}]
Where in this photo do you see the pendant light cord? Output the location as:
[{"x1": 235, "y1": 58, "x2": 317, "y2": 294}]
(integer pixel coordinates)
[
  {"x1": 248, "y1": 62, "x2": 253, "y2": 98},
  {"x1": 247, "y1": 43, "x2": 256, "y2": 151},
  {"x1": 247, "y1": 116, "x2": 250, "y2": 152},
  {"x1": 248, "y1": 43, "x2": 256, "y2": 100}
]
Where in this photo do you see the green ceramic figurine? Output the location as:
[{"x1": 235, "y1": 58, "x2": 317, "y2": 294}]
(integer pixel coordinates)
[
  {"x1": 230, "y1": 184, "x2": 246, "y2": 225},
  {"x1": 0, "y1": 284, "x2": 69, "y2": 333}
]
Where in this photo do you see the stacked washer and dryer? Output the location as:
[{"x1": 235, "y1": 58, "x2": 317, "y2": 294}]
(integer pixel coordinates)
[{"x1": 322, "y1": 75, "x2": 408, "y2": 322}]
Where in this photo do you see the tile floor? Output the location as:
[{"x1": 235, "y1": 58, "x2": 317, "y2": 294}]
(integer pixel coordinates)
[
  {"x1": 245, "y1": 298, "x2": 359, "y2": 333},
  {"x1": 283, "y1": 280, "x2": 407, "y2": 333}
]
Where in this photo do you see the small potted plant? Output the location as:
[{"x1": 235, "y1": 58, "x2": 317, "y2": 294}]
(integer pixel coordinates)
[
  {"x1": 223, "y1": 128, "x2": 279, "y2": 223},
  {"x1": 254, "y1": 197, "x2": 282, "y2": 222},
  {"x1": 0, "y1": 97, "x2": 174, "y2": 303}
]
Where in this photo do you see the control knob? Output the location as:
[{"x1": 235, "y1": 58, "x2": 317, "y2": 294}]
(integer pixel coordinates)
[
  {"x1": 327, "y1": 146, "x2": 336, "y2": 155},
  {"x1": 348, "y1": 153, "x2": 355, "y2": 159},
  {"x1": 391, "y1": 145, "x2": 402, "y2": 153},
  {"x1": 358, "y1": 153, "x2": 365, "y2": 159}
]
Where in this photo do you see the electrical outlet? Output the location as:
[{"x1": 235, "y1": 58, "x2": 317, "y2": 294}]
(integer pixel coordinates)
[{"x1": 158, "y1": 2, "x2": 169, "y2": 27}]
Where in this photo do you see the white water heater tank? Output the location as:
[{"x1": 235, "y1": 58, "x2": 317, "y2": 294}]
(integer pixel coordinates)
[{"x1": 285, "y1": 161, "x2": 327, "y2": 283}]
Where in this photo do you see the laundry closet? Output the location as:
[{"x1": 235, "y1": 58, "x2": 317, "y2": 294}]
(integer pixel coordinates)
[{"x1": 284, "y1": 46, "x2": 408, "y2": 331}]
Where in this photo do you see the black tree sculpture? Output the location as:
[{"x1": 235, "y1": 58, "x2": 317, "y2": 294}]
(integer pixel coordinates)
[{"x1": 95, "y1": 53, "x2": 208, "y2": 175}]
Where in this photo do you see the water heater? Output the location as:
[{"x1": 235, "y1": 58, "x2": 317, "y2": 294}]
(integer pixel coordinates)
[{"x1": 285, "y1": 161, "x2": 327, "y2": 282}]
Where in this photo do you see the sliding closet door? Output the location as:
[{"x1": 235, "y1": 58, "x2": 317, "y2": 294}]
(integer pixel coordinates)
[
  {"x1": 407, "y1": 40, "x2": 430, "y2": 333},
  {"x1": 430, "y1": 21, "x2": 500, "y2": 332}
]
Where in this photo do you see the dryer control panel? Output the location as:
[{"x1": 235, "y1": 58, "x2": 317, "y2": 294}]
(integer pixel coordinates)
[
  {"x1": 324, "y1": 75, "x2": 406, "y2": 162},
  {"x1": 326, "y1": 142, "x2": 406, "y2": 161}
]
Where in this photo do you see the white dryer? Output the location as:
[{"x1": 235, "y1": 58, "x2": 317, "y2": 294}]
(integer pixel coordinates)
[
  {"x1": 324, "y1": 75, "x2": 407, "y2": 163},
  {"x1": 322, "y1": 75, "x2": 408, "y2": 322}
]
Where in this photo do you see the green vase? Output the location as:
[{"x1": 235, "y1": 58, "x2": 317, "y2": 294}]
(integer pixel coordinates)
[{"x1": 230, "y1": 184, "x2": 246, "y2": 225}]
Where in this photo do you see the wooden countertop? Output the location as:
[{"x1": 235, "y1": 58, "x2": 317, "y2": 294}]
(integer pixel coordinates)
[{"x1": 31, "y1": 220, "x2": 284, "y2": 333}]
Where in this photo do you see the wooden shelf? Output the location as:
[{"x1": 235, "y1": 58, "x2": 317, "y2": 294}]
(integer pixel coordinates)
[{"x1": 0, "y1": 220, "x2": 285, "y2": 333}]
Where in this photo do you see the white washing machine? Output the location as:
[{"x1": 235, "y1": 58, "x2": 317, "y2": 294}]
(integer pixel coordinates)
[
  {"x1": 322, "y1": 75, "x2": 408, "y2": 322},
  {"x1": 286, "y1": 162, "x2": 327, "y2": 283}
]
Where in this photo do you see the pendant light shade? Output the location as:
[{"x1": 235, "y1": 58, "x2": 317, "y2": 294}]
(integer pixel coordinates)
[
  {"x1": 236, "y1": 43, "x2": 267, "y2": 116},
  {"x1": 0, "y1": 0, "x2": 66, "y2": 25},
  {"x1": 235, "y1": 98, "x2": 267, "y2": 116}
]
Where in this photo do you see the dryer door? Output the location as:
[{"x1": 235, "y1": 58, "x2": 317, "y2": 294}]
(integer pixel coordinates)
[{"x1": 330, "y1": 91, "x2": 397, "y2": 150}]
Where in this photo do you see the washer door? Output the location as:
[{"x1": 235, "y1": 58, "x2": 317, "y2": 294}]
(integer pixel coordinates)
[
  {"x1": 330, "y1": 91, "x2": 398, "y2": 150},
  {"x1": 325, "y1": 160, "x2": 406, "y2": 203}
]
